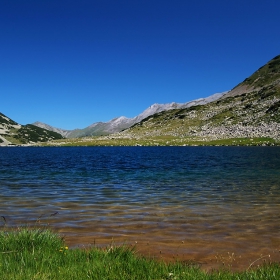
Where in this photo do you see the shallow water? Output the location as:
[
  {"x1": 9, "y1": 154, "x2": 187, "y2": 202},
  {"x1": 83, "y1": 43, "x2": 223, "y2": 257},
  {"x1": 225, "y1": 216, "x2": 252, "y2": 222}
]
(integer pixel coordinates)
[{"x1": 1, "y1": 146, "x2": 280, "y2": 270}]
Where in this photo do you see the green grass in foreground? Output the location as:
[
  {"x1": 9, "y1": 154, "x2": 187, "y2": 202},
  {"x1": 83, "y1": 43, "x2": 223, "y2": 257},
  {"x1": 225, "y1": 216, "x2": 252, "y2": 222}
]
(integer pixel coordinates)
[{"x1": 1, "y1": 228, "x2": 280, "y2": 279}]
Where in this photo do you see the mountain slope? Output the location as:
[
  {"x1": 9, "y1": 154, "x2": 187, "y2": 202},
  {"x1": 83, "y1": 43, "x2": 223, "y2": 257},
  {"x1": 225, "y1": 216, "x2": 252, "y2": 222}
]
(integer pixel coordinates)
[
  {"x1": 0, "y1": 113, "x2": 64, "y2": 146},
  {"x1": 118, "y1": 55, "x2": 280, "y2": 142},
  {"x1": 33, "y1": 91, "x2": 226, "y2": 138},
  {"x1": 33, "y1": 122, "x2": 71, "y2": 137},
  {"x1": 224, "y1": 54, "x2": 280, "y2": 98}
]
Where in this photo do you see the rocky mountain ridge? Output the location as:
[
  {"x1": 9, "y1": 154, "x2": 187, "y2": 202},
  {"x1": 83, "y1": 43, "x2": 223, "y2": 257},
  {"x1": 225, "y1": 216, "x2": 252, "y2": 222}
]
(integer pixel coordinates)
[
  {"x1": 0, "y1": 113, "x2": 64, "y2": 146},
  {"x1": 33, "y1": 91, "x2": 226, "y2": 138}
]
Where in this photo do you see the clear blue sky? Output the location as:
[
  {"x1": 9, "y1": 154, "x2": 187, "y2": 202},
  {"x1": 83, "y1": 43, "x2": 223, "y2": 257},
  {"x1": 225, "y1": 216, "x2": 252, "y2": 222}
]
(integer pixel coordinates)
[{"x1": 1, "y1": 0, "x2": 280, "y2": 130}]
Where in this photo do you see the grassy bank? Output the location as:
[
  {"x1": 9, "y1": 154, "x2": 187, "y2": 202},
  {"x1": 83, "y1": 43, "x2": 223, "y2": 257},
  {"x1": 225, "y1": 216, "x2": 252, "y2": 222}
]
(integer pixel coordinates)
[
  {"x1": 0, "y1": 228, "x2": 280, "y2": 279},
  {"x1": 45, "y1": 136, "x2": 280, "y2": 147}
]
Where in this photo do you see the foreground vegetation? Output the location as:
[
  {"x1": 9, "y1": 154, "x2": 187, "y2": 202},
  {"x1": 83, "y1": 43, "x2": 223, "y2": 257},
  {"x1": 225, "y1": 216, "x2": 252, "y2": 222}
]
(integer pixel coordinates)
[{"x1": 1, "y1": 228, "x2": 280, "y2": 279}]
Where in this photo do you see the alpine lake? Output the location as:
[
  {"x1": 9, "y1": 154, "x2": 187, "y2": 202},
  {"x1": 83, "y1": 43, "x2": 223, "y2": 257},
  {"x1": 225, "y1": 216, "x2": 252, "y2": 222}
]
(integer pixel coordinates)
[{"x1": 1, "y1": 146, "x2": 280, "y2": 271}]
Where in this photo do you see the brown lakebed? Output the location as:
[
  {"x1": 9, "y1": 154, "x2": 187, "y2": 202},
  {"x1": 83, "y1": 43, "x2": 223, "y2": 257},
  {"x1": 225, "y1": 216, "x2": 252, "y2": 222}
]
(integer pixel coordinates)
[{"x1": 50, "y1": 201, "x2": 280, "y2": 271}]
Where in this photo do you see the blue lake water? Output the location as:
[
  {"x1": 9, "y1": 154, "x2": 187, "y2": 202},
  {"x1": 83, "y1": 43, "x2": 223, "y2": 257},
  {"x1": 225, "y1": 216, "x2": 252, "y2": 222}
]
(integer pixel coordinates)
[{"x1": 1, "y1": 146, "x2": 280, "y2": 269}]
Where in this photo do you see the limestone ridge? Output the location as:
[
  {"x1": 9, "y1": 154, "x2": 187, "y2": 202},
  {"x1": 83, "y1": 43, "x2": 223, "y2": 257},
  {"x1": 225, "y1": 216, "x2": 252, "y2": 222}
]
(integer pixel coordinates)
[
  {"x1": 33, "y1": 91, "x2": 226, "y2": 138},
  {"x1": 0, "y1": 113, "x2": 64, "y2": 146}
]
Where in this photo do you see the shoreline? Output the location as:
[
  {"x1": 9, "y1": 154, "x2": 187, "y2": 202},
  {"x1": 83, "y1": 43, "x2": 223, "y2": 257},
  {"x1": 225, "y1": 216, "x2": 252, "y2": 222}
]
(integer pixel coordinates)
[{"x1": 63, "y1": 233, "x2": 280, "y2": 272}]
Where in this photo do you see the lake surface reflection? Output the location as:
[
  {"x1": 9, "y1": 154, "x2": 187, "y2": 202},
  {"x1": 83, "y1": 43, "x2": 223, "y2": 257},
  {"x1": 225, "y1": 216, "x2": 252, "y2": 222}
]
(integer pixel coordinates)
[{"x1": 1, "y1": 146, "x2": 280, "y2": 270}]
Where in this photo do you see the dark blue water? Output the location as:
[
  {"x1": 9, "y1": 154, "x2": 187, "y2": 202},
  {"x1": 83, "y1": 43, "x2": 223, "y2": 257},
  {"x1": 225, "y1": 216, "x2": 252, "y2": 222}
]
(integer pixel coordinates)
[{"x1": 1, "y1": 146, "x2": 280, "y2": 267}]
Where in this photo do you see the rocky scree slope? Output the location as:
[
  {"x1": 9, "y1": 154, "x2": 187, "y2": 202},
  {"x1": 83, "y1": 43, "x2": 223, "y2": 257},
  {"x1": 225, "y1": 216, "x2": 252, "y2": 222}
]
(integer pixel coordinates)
[
  {"x1": 119, "y1": 55, "x2": 280, "y2": 141},
  {"x1": 0, "y1": 113, "x2": 64, "y2": 146}
]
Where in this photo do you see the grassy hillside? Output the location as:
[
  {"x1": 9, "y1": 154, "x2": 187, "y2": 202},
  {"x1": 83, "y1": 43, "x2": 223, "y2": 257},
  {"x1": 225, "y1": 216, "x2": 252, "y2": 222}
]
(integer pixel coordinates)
[
  {"x1": 241, "y1": 54, "x2": 280, "y2": 89},
  {"x1": 116, "y1": 55, "x2": 280, "y2": 144}
]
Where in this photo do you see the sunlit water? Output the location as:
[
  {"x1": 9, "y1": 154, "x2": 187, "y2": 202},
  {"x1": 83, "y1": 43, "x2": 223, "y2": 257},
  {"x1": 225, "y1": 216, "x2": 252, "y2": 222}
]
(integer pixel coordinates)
[{"x1": 1, "y1": 146, "x2": 280, "y2": 270}]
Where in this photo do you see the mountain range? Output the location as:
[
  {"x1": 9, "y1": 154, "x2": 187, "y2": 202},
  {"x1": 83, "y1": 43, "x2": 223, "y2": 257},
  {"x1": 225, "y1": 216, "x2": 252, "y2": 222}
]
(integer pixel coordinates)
[
  {"x1": 1, "y1": 54, "x2": 280, "y2": 146},
  {"x1": 33, "y1": 91, "x2": 226, "y2": 138}
]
